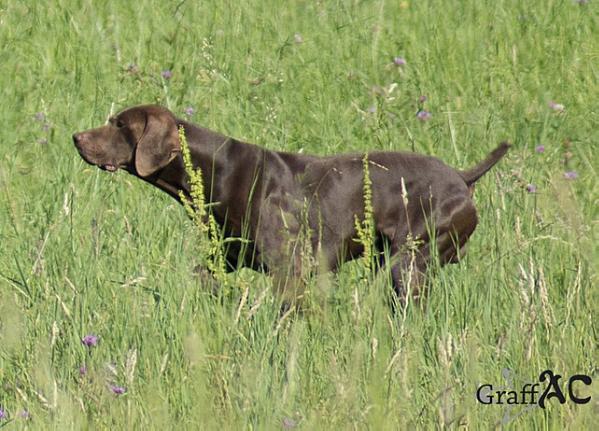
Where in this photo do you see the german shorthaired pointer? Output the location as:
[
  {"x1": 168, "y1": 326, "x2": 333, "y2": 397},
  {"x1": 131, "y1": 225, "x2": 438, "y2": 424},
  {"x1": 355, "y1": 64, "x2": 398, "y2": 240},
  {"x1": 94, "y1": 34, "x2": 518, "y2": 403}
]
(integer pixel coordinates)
[{"x1": 73, "y1": 105, "x2": 509, "y2": 305}]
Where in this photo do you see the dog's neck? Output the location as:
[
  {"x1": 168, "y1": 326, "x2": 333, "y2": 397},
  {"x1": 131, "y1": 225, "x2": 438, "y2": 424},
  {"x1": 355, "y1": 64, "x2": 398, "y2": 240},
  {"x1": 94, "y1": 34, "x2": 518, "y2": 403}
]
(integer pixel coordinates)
[{"x1": 138, "y1": 121, "x2": 265, "y2": 229}]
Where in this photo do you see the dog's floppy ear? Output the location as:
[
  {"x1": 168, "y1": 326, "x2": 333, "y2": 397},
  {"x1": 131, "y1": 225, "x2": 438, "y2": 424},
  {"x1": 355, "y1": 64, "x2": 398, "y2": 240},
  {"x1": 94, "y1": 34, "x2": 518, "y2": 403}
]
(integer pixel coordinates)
[{"x1": 134, "y1": 107, "x2": 180, "y2": 177}]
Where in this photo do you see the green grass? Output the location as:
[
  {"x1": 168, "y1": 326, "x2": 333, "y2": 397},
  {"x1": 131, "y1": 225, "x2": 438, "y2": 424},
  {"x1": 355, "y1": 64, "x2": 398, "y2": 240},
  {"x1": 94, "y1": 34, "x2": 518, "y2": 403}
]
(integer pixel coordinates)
[{"x1": 1, "y1": 0, "x2": 598, "y2": 428}]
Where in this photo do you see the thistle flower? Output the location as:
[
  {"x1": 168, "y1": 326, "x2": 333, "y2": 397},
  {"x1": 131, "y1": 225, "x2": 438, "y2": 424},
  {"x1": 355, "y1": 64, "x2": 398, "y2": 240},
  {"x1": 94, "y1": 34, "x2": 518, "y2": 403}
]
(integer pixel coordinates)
[
  {"x1": 0, "y1": 407, "x2": 6, "y2": 420},
  {"x1": 548, "y1": 100, "x2": 564, "y2": 112},
  {"x1": 418, "y1": 95, "x2": 427, "y2": 103},
  {"x1": 79, "y1": 365, "x2": 87, "y2": 376},
  {"x1": 393, "y1": 57, "x2": 407, "y2": 66},
  {"x1": 184, "y1": 106, "x2": 195, "y2": 117},
  {"x1": 535, "y1": 144, "x2": 545, "y2": 153},
  {"x1": 161, "y1": 69, "x2": 173, "y2": 80},
  {"x1": 282, "y1": 417, "x2": 298, "y2": 429},
  {"x1": 81, "y1": 334, "x2": 99, "y2": 347},
  {"x1": 366, "y1": 105, "x2": 377, "y2": 113},
  {"x1": 526, "y1": 184, "x2": 537, "y2": 193},
  {"x1": 416, "y1": 110, "x2": 432, "y2": 121},
  {"x1": 110, "y1": 385, "x2": 127, "y2": 395},
  {"x1": 564, "y1": 171, "x2": 578, "y2": 180}
]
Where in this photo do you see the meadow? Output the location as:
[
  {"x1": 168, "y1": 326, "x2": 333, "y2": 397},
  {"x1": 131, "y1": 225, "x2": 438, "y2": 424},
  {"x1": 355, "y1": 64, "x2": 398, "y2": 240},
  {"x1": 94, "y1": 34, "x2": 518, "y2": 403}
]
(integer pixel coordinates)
[{"x1": 0, "y1": 0, "x2": 597, "y2": 428}]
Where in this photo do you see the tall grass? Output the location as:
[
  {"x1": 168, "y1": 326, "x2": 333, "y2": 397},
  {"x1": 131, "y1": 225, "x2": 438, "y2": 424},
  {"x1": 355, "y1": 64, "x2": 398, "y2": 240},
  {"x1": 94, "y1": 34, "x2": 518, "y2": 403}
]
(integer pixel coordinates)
[{"x1": 0, "y1": 0, "x2": 597, "y2": 428}]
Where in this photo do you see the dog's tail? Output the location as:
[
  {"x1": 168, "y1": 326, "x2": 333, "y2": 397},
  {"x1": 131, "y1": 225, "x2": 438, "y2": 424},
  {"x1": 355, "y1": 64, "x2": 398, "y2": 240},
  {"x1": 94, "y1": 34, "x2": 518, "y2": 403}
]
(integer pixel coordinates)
[{"x1": 459, "y1": 142, "x2": 511, "y2": 186}]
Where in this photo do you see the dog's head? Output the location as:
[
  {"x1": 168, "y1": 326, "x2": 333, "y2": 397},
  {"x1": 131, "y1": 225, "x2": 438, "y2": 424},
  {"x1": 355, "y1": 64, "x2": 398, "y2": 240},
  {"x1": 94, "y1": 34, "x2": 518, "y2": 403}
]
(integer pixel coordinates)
[{"x1": 73, "y1": 105, "x2": 180, "y2": 177}]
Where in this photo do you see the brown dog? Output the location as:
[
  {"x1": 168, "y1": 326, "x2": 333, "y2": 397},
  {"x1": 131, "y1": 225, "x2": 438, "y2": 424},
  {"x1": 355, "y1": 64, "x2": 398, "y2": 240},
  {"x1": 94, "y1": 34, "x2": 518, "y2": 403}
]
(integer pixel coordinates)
[{"x1": 73, "y1": 105, "x2": 509, "y2": 304}]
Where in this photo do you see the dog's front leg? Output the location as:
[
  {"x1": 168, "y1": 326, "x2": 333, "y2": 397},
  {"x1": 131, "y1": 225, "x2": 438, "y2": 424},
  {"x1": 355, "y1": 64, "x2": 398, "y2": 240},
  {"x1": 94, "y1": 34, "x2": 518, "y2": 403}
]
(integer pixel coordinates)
[{"x1": 255, "y1": 194, "x2": 306, "y2": 309}]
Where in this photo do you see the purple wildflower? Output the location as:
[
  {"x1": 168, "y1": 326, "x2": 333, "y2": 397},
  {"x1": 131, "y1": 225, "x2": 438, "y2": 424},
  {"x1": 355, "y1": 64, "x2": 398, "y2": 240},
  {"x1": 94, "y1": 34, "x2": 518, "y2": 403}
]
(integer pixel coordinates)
[
  {"x1": 161, "y1": 69, "x2": 173, "y2": 80},
  {"x1": 184, "y1": 106, "x2": 195, "y2": 117},
  {"x1": 81, "y1": 334, "x2": 99, "y2": 347},
  {"x1": 366, "y1": 105, "x2": 377, "y2": 113},
  {"x1": 110, "y1": 385, "x2": 127, "y2": 395},
  {"x1": 19, "y1": 410, "x2": 31, "y2": 420},
  {"x1": 0, "y1": 407, "x2": 6, "y2": 420},
  {"x1": 416, "y1": 110, "x2": 432, "y2": 121},
  {"x1": 548, "y1": 100, "x2": 564, "y2": 112},
  {"x1": 393, "y1": 57, "x2": 407, "y2": 67},
  {"x1": 535, "y1": 144, "x2": 545, "y2": 153},
  {"x1": 79, "y1": 365, "x2": 87, "y2": 376},
  {"x1": 418, "y1": 95, "x2": 428, "y2": 103},
  {"x1": 564, "y1": 171, "x2": 578, "y2": 180},
  {"x1": 526, "y1": 184, "x2": 537, "y2": 193},
  {"x1": 282, "y1": 417, "x2": 298, "y2": 429}
]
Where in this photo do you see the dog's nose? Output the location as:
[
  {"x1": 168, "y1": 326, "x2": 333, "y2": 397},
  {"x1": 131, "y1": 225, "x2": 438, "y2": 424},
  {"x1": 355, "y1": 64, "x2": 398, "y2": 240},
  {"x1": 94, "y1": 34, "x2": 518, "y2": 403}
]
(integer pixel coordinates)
[{"x1": 72, "y1": 132, "x2": 85, "y2": 147}]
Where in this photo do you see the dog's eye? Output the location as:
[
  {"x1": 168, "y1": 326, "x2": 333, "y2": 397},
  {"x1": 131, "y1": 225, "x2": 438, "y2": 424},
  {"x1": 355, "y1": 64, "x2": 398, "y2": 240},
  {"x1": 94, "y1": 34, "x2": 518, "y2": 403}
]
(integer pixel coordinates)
[{"x1": 108, "y1": 117, "x2": 125, "y2": 128}]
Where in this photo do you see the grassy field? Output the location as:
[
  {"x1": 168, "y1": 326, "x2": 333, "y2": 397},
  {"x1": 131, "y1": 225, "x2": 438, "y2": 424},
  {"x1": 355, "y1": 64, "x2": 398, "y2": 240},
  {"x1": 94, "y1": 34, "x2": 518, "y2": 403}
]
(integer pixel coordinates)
[{"x1": 1, "y1": 0, "x2": 598, "y2": 428}]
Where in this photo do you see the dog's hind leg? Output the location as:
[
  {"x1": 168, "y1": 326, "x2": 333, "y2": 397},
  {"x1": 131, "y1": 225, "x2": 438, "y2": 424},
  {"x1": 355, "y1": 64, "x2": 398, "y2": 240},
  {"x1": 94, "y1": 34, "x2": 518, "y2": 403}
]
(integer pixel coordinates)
[
  {"x1": 434, "y1": 197, "x2": 478, "y2": 265},
  {"x1": 384, "y1": 196, "x2": 478, "y2": 307}
]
